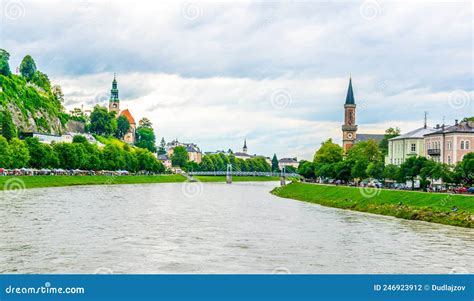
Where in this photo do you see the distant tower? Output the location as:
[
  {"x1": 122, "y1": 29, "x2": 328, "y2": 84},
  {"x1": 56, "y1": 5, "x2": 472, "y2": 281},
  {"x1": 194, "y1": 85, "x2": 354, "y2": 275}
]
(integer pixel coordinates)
[
  {"x1": 342, "y1": 76, "x2": 358, "y2": 152},
  {"x1": 243, "y1": 139, "x2": 248, "y2": 154},
  {"x1": 109, "y1": 74, "x2": 120, "y2": 115}
]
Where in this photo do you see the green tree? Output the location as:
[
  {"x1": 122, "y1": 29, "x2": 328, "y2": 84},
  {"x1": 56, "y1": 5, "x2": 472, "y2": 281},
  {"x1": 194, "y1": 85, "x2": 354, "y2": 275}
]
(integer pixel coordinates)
[
  {"x1": 313, "y1": 139, "x2": 343, "y2": 164},
  {"x1": 157, "y1": 137, "x2": 167, "y2": 155},
  {"x1": 200, "y1": 155, "x2": 215, "y2": 171},
  {"x1": 0, "y1": 135, "x2": 11, "y2": 167},
  {"x1": 297, "y1": 161, "x2": 315, "y2": 179},
  {"x1": 379, "y1": 127, "x2": 400, "y2": 155},
  {"x1": 0, "y1": 49, "x2": 11, "y2": 76},
  {"x1": 399, "y1": 156, "x2": 428, "y2": 190},
  {"x1": 135, "y1": 127, "x2": 156, "y2": 152},
  {"x1": 383, "y1": 164, "x2": 400, "y2": 183},
  {"x1": 115, "y1": 115, "x2": 131, "y2": 139},
  {"x1": 72, "y1": 135, "x2": 88, "y2": 144},
  {"x1": 351, "y1": 159, "x2": 368, "y2": 181},
  {"x1": 454, "y1": 153, "x2": 474, "y2": 186},
  {"x1": 333, "y1": 160, "x2": 352, "y2": 182},
  {"x1": 138, "y1": 117, "x2": 153, "y2": 128},
  {"x1": 9, "y1": 138, "x2": 30, "y2": 168},
  {"x1": 366, "y1": 161, "x2": 384, "y2": 180},
  {"x1": 101, "y1": 144, "x2": 125, "y2": 171},
  {"x1": 19, "y1": 55, "x2": 37, "y2": 81},
  {"x1": 271, "y1": 154, "x2": 279, "y2": 172},
  {"x1": 89, "y1": 106, "x2": 117, "y2": 136},
  {"x1": 0, "y1": 110, "x2": 17, "y2": 141},
  {"x1": 25, "y1": 138, "x2": 56, "y2": 168},
  {"x1": 171, "y1": 146, "x2": 188, "y2": 167}
]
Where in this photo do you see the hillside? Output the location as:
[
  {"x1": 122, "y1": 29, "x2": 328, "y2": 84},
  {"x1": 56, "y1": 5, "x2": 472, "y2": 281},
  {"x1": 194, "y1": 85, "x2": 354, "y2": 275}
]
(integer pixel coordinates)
[{"x1": 0, "y1": 51, "x2": 67, "y2": 135}]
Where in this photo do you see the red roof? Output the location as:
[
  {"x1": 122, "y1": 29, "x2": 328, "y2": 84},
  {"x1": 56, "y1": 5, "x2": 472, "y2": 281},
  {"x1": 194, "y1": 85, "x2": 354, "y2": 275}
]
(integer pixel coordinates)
[{"x1": 120, "y1": 109, "x2": 136, "y2": 125}]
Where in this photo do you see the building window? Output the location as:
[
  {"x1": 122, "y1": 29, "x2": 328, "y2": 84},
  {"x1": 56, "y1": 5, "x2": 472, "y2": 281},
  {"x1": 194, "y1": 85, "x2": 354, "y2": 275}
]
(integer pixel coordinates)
[
  {"x1": 461, "y1": 141, "x2": 465, "y2": 150},
  {"x1": 447, "y1": 141, "x2": 451, "y2": 150},
  {"x1": 448, "y1": 156, "x2": 451, "y2": 164},
  {"x1": 466, "y1": 141, "x2": 470, "y2": 150},
  {"x1": 411, "y1": 143, "x2": 416, "y2": 152}
]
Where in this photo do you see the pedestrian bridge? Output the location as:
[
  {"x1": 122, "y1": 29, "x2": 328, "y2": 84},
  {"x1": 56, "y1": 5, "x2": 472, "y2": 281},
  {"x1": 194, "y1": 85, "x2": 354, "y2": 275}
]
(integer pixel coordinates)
[{"x1": 188, "y1": 171, "x2": 299, "y2": 177}]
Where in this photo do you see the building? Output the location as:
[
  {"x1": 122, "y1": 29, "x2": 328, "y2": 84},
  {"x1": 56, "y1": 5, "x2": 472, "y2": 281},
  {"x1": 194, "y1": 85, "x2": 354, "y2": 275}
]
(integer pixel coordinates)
[
  {"x1": 341, "y1": 77, "x2": 383, "y2": 152},
  {"x1": 423, "y1": 120, "x2": 474, "y2": 165},
  {"x1": 157, "y1": 154, "x2": 172, "y2": 169},
  {"x1": 166, "y1": 139, "x2": 202, "y2": 163},
  {"x1": 119, "y1": 109, "x2": 136, "y2": 144},
  {"x1": 234, "y1": 139, "x2": 253, "y2": 160},
  {"x1": 20, "y1": 132, "x2": 98, "y2": 145},
  {"x1": 107, "y1": 75, "x2": 137, "y2": 144},
  {"x1": 385, "y1": 124, "x2": 437, "y2": 166},
  {"x1": 278, "y1": 157, "x2": 299, "y2": 170}
]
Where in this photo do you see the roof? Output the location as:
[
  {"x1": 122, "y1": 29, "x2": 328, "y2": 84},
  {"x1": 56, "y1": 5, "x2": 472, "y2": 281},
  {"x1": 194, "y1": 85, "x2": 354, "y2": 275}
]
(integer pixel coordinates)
[
  {"x1": 120, "y1": 109, "x2": 135, "y2": 125},
  {"x1": 234, "y1": 152, "x2": 252, "y2": 157},
  {"x1": 157, "y1": 154, "x2": 169, "y2": 161},
  {"x1": 279, "y1": 158, "x2": 298, "y2": 163},
  {"x1": 424, "y1": 121, "x2": 474, "y2": 136},
  {"x1": 356, "y1": 133, "x2": 384, "y2": 143},
  {"x1": 389, "y1": 127, "x2": 437, "y2": 141},
  {"x1": 345, "y1": 77, "x2": 355, "y2": 105}
]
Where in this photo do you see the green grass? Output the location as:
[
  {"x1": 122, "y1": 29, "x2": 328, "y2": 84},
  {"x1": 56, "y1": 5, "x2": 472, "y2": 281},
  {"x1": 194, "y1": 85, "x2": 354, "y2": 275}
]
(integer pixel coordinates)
[
  {"x1": 193, "y1": 176, "x2": 280, "y2": 182},
  {"x1": 0, "y1": 175, "x2": 187, "y2": 190},
  {"x1": 272, "y1": 182, "x2": 474, "y2": 228}
]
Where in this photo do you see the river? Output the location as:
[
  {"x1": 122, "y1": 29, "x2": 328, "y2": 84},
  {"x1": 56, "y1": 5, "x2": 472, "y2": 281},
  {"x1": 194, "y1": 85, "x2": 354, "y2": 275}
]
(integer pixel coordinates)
[{"x1": 0, "y1": 181, "x2": 473, "y2": 274}]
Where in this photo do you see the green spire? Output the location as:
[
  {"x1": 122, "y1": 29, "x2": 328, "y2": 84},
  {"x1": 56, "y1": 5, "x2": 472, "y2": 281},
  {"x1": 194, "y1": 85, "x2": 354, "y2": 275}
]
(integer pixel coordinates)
[
  {"x1": 345, "y1": 76, "x2": 355, "y2": 105},
  {"x1": 110, "y1": 73, "x2": 119, "y2": 102}
]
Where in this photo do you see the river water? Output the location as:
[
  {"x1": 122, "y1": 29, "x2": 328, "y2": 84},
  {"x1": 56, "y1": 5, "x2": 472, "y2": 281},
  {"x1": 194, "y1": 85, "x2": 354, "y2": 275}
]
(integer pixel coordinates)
[{"x1": 0, "y1": 182, "x2": 473, "y2": 274}]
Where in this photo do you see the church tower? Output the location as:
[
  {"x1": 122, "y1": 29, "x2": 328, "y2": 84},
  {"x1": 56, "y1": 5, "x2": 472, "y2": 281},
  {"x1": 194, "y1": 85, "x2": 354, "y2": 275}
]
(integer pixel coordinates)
[
  {"x1": 342, "y1": 77, "x2": 358, "y2": 152},
  {"x1": 109, "y1": 74, "x2": 120, "y2": 115},
  {"x1": 243, "y1": 139, "x2": 248, "y2": 154}
]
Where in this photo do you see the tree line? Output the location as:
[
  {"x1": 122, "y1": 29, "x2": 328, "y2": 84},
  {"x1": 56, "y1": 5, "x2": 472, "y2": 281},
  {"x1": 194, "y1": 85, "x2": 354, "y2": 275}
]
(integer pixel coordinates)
[
  {"x1": 297, "y1": 138, "x2": 474, "y2": 189},
  {"x1": 0, "y1": 134, "x2": 165, "y2": 172}
]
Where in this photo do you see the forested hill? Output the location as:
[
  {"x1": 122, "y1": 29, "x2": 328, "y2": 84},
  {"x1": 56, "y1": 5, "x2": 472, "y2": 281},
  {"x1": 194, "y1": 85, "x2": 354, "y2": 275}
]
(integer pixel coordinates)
[{"x1": 0, "y1": 49, "x2": 67, "y2": 135}]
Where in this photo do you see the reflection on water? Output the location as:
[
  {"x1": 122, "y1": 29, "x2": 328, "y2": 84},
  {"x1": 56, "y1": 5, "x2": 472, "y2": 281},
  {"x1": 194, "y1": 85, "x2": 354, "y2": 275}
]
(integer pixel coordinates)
[{"x1": 0, "y1": 182, "x2": 473, "y2": 274}]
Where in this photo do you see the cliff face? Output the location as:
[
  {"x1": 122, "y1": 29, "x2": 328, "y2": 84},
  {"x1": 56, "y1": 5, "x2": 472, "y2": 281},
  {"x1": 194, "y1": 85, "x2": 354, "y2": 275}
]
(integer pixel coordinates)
[{"x1": 0, "y1": 74, "x2": 67, "y2": 135}]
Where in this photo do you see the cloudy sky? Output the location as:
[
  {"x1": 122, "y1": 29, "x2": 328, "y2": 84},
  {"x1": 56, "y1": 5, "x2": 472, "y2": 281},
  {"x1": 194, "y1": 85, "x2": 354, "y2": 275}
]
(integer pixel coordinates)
[{"x1": 0, "y1": 0, "x2": 472, "y2": 159}]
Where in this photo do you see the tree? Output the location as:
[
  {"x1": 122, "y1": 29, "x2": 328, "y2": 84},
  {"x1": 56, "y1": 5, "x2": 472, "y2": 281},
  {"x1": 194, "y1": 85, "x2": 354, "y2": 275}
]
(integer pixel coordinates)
[
  {"x1": 200, "y1": 155, "x2": 215, "y2": 171},
  {"x1": 351, "y1": 158, "x2": 368, "y2": 181},
  {"x1": 89, "y1": 106, "x2": 117, "y2": 136},
  {"x1": 9, "y1": 138, "x2": 30, "y2": 168},
  {"x1": 72, "y1": 135, "x2": 88, "y2": 144},
  {"x1": 25, "y1": 137, "x2": 56, "y2": 168},
  {"x1": 138, "y1": 117, "x2": 153, "y2": 128},
  {"x1": 157, "y1": 137, "x2": 167, "y2": 155},
  {"x1": 101, "y1": 144, "x2": 125, "y2": 171},
  {"x1": 0, "y1": 49, "x2": 11, "y2": 76},
  {"x1": 366, "y1": 161, "x2": 384, "y2": 180},
  {"x1": 135, "y1": 118, "x2": 156, "y2": 152},
  {"x1": 379, "y1": 127, "x2": 400, "y2": 155},
  {"x1": 19, "y1": 55, "x2": 37, "y2": 81},
  {"x1": 0, "y1": 135, "x2": 11, "y2": 168},
  {"x1": 115, "y1": 115, "x2": 131, "y2": 139},
  {"x1": 0, "y1": 111, "x2": 17, "y2": 141},
  {"x1": 171, "y1": 146, "x2": 188, "y2": 167},
  {"x1": 399, "y1": 156, "x2": 428, "y2": 190},
  {"x1": 271, "y1": 154, "x2": 279, "y2": 172},
  {"x1": 52, "y1": 85, "x2": 65, "y2": 104},
  {"x1": 313, "y1": 139, "x2": 343, "y2": 164},
  {"x1": 454, "y1": 153, "x2": 474, "y2": 186},
  {"x1": 383, "y1": 164, "x2": 400, "y2": 183}
]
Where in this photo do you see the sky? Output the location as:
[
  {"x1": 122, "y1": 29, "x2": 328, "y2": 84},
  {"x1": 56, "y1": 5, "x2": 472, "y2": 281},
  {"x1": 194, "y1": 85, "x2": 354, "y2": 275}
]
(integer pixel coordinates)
[{"x1": 0, "y1": 0, "x2": 472, "y2": 160}]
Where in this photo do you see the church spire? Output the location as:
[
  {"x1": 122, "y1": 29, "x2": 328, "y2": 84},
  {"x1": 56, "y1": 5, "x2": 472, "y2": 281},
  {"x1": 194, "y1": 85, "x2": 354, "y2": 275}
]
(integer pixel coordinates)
[
  {"x1": 243, "y1": 138, "x2": 248, "y2": 154},
  {"x1": 345, "y1": 77, "x2": 355, "y2": 105},
  {"x1": 109, "y1": 74, "x2": 120, "y2": 114}
]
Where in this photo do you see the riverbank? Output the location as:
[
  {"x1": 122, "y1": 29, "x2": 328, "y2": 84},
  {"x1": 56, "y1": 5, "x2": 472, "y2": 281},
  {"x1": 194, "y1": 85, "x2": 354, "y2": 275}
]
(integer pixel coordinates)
[
  {"x1": 0, "y1": 175, "x2": 283, "y2": 191},
  {"x1": 271, "y1": 182, "x2": 474, "y2": 228}
]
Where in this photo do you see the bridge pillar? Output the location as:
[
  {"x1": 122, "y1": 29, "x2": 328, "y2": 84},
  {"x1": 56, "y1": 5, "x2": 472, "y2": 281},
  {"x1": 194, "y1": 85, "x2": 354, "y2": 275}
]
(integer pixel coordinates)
[
  {"x1": 280, "y1": 167, "x2": 286, "y2": 186},
  {"x1": 226, "y1": 164, "x2": 232, "y2": 184}
]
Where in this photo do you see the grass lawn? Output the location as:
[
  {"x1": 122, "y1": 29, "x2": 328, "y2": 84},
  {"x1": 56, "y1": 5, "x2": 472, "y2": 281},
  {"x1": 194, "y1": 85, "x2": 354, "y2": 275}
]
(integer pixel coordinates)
[
  {"x1": 0, "y1": 175, "x2": 187, "y2": 190},
  {"x1": 272, "y1": 182, "x2": 474, "y2": 228},
  {"x1": 193, "y1": 176, "x2": 280, "y2": 182}
]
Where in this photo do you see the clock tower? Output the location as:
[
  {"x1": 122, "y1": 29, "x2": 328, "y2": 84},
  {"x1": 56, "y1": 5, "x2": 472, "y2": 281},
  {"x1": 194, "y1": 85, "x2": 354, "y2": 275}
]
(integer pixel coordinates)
[{"x1": 342, "y1": 77, "x2": 357, "y2": 152}]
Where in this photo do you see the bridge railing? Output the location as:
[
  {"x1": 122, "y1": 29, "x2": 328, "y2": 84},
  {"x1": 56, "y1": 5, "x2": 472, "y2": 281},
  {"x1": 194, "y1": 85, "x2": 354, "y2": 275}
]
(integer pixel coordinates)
[{"x1": 188, "y1": 171, "x2": 299, "y2": 177}]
